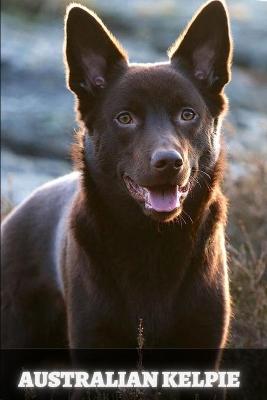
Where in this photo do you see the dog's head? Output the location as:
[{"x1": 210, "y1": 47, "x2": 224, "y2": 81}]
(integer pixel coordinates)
[{"x1": 64, "y1": 1, "x2": 232, "y2": 223}]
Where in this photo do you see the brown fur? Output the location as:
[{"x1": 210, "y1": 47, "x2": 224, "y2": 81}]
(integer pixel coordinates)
[{"x1": 1, "y1": 1, "x2": 232, "y2": 357}]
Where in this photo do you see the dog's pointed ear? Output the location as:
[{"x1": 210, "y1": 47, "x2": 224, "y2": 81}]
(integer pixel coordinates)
[
  {"x1": 64, "y1": 4, "x2": 128, "y2": 97},
  {"x1": 168, "y1": 0, "x2": 232, "y2": 93}
]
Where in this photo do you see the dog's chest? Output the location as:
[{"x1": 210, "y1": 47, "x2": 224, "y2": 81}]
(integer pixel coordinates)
[{"x1": 106, "y1": 236, "x2": 190, "y2": 343}]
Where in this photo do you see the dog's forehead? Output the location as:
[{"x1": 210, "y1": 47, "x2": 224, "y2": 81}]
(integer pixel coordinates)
[{"x1": 110, "y1": 62, "x2": 205, "y2": 109}]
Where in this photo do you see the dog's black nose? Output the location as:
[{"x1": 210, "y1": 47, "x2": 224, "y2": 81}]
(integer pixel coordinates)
[{"x1": 151, "y1": 150, "x2": 183, "y2": 171}]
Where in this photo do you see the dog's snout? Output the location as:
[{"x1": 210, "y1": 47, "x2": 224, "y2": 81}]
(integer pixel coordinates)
[{"x1": 151, "y1": 150, "x2": 183, "y2": 172}]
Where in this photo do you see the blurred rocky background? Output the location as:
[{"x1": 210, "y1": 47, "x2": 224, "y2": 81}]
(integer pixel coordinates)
[{"x1": 1, "y1": 0, "x2": 267, "y2": 347}]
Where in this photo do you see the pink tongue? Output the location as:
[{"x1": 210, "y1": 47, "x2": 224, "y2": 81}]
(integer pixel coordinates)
[{"x1": 148, "y1": 186, "x2": 181, "y2": 212}]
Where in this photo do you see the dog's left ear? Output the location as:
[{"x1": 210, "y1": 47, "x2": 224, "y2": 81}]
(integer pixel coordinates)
[{"x1": 169, "y1": 0, "x2": 232, "y2": 93}]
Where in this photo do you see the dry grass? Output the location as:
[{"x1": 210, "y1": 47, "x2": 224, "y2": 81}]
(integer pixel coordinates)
[
  {"x1": 1, "y1": 176, "x2": 15, "y2": 221},
  {"x1": 225, "y1": 158, "x2": 267, "y2": 347},
  {"x1": 1, "y1": 197, "x2": 13, "y2": 221}
]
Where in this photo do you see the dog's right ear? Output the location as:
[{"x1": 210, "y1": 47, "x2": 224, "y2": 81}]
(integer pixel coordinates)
[
  {"x1": 64, "y1": 4, "x2": 128, "y2": 98},
  {"x1": 168, "y1": 1, "x2": 232, "y2": 94}
]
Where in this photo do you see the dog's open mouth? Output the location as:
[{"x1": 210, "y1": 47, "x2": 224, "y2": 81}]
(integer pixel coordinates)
[{"x1": 123, "y1": 175, "x2": 190, "y2": 213}]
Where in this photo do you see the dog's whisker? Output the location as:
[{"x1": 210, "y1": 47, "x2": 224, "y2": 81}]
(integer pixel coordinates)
[
  {"x1": 199, "y1": 170, "x2": 211, "y2": 180},
  {"x1": 191, "y1": 176, "x2": 202, "y2": 189},
  {"x1": 182, "y1": 210, "x2": 193, "y2": 224},
  {"x1": 179, "y1": 214, "x2": 187, "y2": 226},
  {"x1": 192, "y1": 170, "x2": 213, "y2": 191}
]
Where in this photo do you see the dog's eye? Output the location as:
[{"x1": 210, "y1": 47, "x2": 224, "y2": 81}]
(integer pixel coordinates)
[
  {"x1": 116, "y1": 112, "x2": 133, "y2": 125},
  {"x1": 181, "y1": 108, "x2": 196, "y2": 121}
]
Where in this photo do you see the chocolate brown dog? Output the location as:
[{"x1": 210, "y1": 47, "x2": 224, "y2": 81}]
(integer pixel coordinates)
[{"x1": 2, "y1": 1, "x2": 232, "y2": 350}]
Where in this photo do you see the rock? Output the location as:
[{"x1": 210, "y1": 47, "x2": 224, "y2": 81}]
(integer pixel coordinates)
[
  {"x1": 1, "y1": 14, "x2": 76, "y2": 158},
  {"x1": 227, "y1": 68, "x2": 267, "y2": 113},
  {"x1": 1, "y1": 149, "x2": 71, "y2": 206}
]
